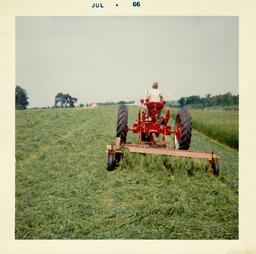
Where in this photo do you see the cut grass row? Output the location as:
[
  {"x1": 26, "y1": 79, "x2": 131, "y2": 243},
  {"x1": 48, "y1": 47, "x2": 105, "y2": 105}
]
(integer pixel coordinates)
[
  {"x1": 169, "y1": 108, "x2": 238, "y2": 149},
  {"x1": 15, "y1": 105, "x2": 238, "y2": 239}
]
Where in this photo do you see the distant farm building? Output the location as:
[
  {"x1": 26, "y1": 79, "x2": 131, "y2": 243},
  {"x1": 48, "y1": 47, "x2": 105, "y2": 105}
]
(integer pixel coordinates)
[{"x1": 87, "y1": 103, "x2": 98, "y2": 108}]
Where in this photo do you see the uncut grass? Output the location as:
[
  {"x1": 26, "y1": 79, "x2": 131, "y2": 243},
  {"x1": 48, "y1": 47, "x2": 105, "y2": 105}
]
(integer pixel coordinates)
[
  {"x1": 15, "y1": 106, "x2": 238, "y2": 239},
  {"x1": 170, "y1": 108, "x2": 238, "y2": 149}
]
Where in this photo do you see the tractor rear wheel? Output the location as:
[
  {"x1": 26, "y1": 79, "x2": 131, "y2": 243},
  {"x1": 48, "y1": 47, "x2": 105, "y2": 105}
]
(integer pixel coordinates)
[
  {"x1": 174, "y1": 108, "x2": 192, "y2": 150},
  {"x1": 116, "y1": 105, "x2": 128, "y2": 144}
]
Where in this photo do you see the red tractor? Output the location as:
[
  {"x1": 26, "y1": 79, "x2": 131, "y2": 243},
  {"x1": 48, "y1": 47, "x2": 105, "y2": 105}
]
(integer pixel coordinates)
[{"x1": 107, "y1": 99, "x2": 219, "y2": 175}]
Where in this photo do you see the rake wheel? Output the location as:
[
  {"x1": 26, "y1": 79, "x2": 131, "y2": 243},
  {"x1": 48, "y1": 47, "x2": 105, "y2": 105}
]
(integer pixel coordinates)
[
  {"x1": 107, "y1": 154, "x2": 116, "y2": 171},
  {"x1": 211, "y1": 161, "x2": 220, "y2": 176}
]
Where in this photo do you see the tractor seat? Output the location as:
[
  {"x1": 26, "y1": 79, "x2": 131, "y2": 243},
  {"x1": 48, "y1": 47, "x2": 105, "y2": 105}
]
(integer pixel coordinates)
[{"x1": 146, "y1": 101, "x2": 164, "y2": 110}]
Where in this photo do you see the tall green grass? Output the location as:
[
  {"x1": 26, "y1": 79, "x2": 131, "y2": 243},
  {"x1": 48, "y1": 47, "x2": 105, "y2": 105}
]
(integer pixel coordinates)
[
  {"x1": 170, "y1": 108, "x2": 238, "y2": 149},
  {"x1": 15, "y1": 106, "x2": 238, "y2": 239}
]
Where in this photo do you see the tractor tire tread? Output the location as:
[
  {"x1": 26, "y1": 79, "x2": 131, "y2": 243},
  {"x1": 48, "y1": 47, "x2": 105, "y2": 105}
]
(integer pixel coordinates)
[
  {"x1": 116, "y1": 105, "x2": 128, "y2": 144},
  {"x1": 176, "y1": 108, "x2": 192, "y2": 150}
]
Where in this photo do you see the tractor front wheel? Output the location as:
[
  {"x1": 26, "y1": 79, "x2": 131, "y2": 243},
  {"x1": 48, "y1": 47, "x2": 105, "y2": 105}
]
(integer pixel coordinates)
[
  {"x1": 174, "y1": 108, "x2": 192, "y2": 150},
  {"x1": 116, "y1": 105, "x2": 128, "y2": 144},
  {"x1": 141, "y1": 133, "x2": 151, "y2": 142}
]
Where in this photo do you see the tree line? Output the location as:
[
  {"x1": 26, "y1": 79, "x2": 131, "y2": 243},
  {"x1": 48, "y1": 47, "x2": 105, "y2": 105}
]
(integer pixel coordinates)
[
  {"x1": 15, "y1": 85, "x2": 135, "y2": 109},
  {"x1": 98, "y1": 100, "x2": 135, "y2": 106},
  {"x1": 15, "y1": 86, "x2": 79, "y2": 109},
  {"x1": 177, "y1": 92, "x2": 238, "y2": 107},
  {"x1": 16, "y1": 85, "x2": 238, "y2": 110}
]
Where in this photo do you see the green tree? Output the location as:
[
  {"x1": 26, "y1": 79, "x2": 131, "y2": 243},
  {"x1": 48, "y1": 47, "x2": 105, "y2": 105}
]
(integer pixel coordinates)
[
  {"x1": 178, "y1": 97, "x2": 186, "y2": 107},
  {"x1": 66, "y1": 94, "x2": 78, "y2": 108},
  {"x1": 54, "y1": 93, "x2": 78, "y2": 108},
  {"x1": 16, "y1": 85, "x2": 29, "y2": 109},
  {"x1": 186, "y1": 95, "x2": 201, "y2": 105},
  {"x1": 54, "y1": 93, "x2": 64, "y2": 108}
]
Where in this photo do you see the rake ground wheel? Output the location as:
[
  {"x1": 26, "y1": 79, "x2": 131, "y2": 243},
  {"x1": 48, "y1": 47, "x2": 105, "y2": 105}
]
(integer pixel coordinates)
[
  {"x1": 211, "y1": 161, "x2": 220, "y2": 176},
  {"x1": 174, "y1": 108, "x2": 192, "y2": 150},
  {"x1": 116, "y1": 105, "x2": 128, "y2": 144},
  {"x1": 107, "y1": 154, "x2": 116, "y2": 171}
]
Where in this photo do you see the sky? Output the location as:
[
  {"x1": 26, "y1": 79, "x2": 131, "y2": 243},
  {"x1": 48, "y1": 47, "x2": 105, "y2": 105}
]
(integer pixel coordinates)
[{"x1": 16, "y1": 16, "x2": 238, "y2": 108}]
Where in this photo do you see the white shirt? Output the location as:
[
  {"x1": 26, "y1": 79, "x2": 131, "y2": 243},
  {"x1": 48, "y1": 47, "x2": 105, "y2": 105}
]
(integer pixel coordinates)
[{"x1": 147, "y1": 89, "x2": 163, "y2": 102}]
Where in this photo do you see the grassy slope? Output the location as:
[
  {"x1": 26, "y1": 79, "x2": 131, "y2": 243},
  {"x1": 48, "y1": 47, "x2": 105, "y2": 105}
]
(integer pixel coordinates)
[
  {"x1": 170, "y1": 108, "x2": 238, "y2": 149},
  {"x1": 15, "y1": 106, "x2": 238, "y2": 239}
]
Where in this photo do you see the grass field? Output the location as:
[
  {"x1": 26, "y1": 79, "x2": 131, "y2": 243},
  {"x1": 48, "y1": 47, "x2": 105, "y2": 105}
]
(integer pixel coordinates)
[
  {"x1": 15, "y1": 105, "x2": 238, "y2": 239},
  {"x1": 170, "y1": 108, "x2": 238, "y2": 149}
]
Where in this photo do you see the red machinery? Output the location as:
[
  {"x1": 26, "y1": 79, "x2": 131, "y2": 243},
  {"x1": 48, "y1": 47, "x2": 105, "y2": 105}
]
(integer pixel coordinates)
[{"x1": 107, "y1": 99, "x2": 220, "y2": 175}]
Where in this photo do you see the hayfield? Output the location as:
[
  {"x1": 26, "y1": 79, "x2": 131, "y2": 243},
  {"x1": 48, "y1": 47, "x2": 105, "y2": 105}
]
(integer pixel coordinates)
[{"x1": 15, "y1": 106, "x2": 238, "y2": 239}]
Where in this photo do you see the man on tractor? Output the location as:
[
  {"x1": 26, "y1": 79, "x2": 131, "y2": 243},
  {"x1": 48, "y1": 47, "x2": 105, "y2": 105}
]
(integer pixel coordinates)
[
  {"x1": 146, "y1": 82, "x2": 164, "y2": 119},
  {"x1": 146, "y1": 82, "x2": 163, "y2": 102}
]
